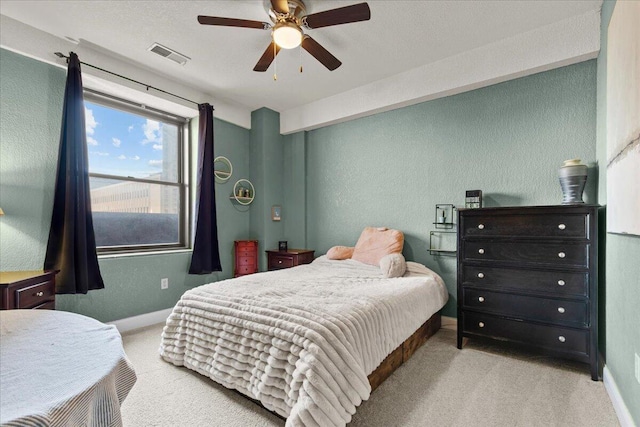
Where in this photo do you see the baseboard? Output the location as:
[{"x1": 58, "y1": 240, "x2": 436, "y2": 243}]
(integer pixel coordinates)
[
  {"x1": 603, "y1": 365, "x2": 636, "y2": 427},
  {"x1": 441, "y1": 315, "x2": 457, "y2": 331},
  {"x1": 108, "y1": 308, "x2": 173, "y2": 334}
]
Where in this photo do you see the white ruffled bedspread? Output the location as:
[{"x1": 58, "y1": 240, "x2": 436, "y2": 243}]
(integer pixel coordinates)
[{"x1": 159, "y1": 256, "x2": 448, "y2": 426}]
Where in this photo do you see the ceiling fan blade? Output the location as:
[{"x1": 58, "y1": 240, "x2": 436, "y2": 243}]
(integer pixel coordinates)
[
  {"x1": 270, "y1": 0, "x2": 289, "y2": 14},
  {"x1": 304, "y1": 2, "x2": 370, "y2": 29},
  {"x1": 301, "y1": 36, "x2": 342, "y2": 71},
  {"x1": 254, "y1": 42, "x2": 281, "y2": 72},
  {"x1": 197, "y1": 15, "x2": 269, "y2": 30}
]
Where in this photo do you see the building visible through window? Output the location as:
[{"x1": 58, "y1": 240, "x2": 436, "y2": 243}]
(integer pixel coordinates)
[{"x1": 84, "y1": 91, "x2": 188, "y2": 252}]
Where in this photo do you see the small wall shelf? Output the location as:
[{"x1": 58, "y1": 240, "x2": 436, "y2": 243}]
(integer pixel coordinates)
[
  {"x1": 230, "y1": 179, "x2": 255, "y2": 205},
  {"x1": 434, "y1": 204, "x2": 455, "y2": 230},
  {"x1": 214, "y1": 156, "x2": 233, "y2": 183},
  {"x1": 429, "y1": 204, "x2": 457, "y2": 256},
  {"x1": 429, "y1": 230, "x2": 457, "y2": 256}
]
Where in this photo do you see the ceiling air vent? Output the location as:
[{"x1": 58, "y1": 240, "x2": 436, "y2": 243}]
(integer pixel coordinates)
[{"x1": 147, "y1": 43, "x2": 190, "y2": 65}]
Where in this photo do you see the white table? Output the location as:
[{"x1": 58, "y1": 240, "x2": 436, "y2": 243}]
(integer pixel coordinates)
[{"x1": 0, "y1": 310, "x2": 136, "y2": 426}]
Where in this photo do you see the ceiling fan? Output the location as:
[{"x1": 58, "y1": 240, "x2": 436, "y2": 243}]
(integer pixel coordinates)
[{"x1": 197, "y1": 0, "x2": 371, "y2": 72}]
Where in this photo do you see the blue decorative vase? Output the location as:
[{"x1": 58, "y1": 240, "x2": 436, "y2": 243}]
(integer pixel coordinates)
[{"x1": 558, "y1": 159, "x2": 587, "y2": 204}]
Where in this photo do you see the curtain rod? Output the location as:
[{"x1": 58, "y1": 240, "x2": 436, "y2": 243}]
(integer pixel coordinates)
[{"x1": 54, "y1": 52, "x2": 200, "y2": 107}]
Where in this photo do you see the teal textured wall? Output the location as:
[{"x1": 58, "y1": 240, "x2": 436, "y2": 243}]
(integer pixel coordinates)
[
  {"x1": 0, "y1": 48, "x2": 251, "y2": 322},
  {"x1": 303, "y1": 61, "x2": 597, "y2": 317},
  {"x1": 0, "y1": 50, "x2": 64, "y2": 269},
  {"x1": 283, "y1": 132, "x2": 307, "y2": 249},
  {"x1": 597, "y1": 1, "x2": 640, "y2": 423},
  {"x1": 249, "y1": 108, "x2": 285, "y2": 270}
]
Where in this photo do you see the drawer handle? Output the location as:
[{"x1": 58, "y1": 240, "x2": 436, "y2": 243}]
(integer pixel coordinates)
[
  {"x1": 478, "y1": 322, "x2": 485, "y2": 328},
  {"x1": 35, "y1": 291, "x2": 44, "y2": 297},
  {"x1": 558, "y1": 252, "x2": 566, "y2": 258},
  {"x1": 478, "y1": 248, "x2": 485, "y2": 254},
  {"x1": 477, "y1": 272, "x2": 485, "y2": 279},
  {"x1": 558, "y1": 307, "x2": 565, "y2": 314},
  {"x1": 478, "y1": 296, "x2": 485, "y2": 303},
  {"x1": 278, "y1": 260, "x2": 283, "y2": 264},
  {"x1": 558, "y1": 336, "x2": 566, "y2": 343},
  {"x1": 558, "y1": 223, "x2": 566, "y2": 230},
  {"x1": 558, "y1": 279, "x2": 565, "y2": 286},
  {"x1": 477, "y1": 224, "x2": 485, "y2": 230}
]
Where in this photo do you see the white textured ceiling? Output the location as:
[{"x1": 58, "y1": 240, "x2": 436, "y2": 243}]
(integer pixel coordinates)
[{"x1": 1, "y1": 0, "x2": 602, "y2": 117}]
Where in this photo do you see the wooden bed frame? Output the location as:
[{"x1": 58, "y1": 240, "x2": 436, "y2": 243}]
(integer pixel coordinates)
[{"x1": 368, "y1": 312, "x2": 441, "y2": 391}]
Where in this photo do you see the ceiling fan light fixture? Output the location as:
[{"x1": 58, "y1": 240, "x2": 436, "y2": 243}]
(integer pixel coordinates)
[{"x1": 272, "y1": 22, "x2": 302, "y2": 49}]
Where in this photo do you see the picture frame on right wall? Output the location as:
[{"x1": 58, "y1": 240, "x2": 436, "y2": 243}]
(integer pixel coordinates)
[
  {"x1": 271, "y1": 205, "x2": 281, "y2": 221},
  {"x1": 606, "y1": 1, "x2": 640, "y2": 236}
]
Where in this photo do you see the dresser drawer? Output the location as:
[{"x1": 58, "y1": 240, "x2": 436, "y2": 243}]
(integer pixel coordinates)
[
  {"x1": 33, "y1": 300, "x2": 56, "y2": 310},
  {"x1": 463, "y1": 312, "x2": 589, "y2": 356},
  {"x1": 462, "y1": 266, "x2": 588, "y2": 297},
  {"x1": 462, "y1": 241, "x2": 589, "y2": 268},
  {"x1": 462, "y1": 213, "x2": 589, "y2": 239},
  {"x1": 236, "y1": 245, "x2": 257, "y2": 254},
  {"x1": 16, "y1": 280, "x2": 55, "y2": 309},
  {"x1": 235, "y1": 241, "x2": 257, "y2": 252},
  {"x1": 235, "y1": 240, "x2": 257, "y2": 247},
  {"x1": 236, "y1": 265, "x2": 257, "y2": 276},
  {"x1": 237, "y1": 256, "x2": 256, "y2": 267},
  {"x1": 463, "y1": 288, "x2": 588, "y2": 327},
  {"x1": 269, "y1": 255, "x2": 294, "y2": 270}
]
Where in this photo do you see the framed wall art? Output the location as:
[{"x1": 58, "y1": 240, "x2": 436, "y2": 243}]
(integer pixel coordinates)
[{"x1": 271, "y1": 205, "x2": 281, "y2": 221}]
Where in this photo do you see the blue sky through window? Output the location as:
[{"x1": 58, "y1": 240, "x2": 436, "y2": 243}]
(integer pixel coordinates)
[{"x1": 85, "y1": 101, "x2": 166, "y2": 178}]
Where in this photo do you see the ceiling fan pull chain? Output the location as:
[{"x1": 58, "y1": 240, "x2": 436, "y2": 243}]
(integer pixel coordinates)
[
  {"x1": 273, "y1": 42, "x2": 278, "y2": 81},
  {"x1": 299, "y1": 45, "x2": 303, "y2": 73}
]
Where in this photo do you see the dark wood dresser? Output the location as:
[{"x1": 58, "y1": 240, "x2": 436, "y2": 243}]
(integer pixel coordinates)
[
  {"x1": 266, "y1": 249, "x2": 315, "y2": 271},
  {"x1": 457, "y1": 205, "x2": 599, "y2": 380},
  {"x1": 234, "y1": 240, "x2": 258, "y2": 277},
  {"x1": 0, "y1": 270, "x2": 57, "y2": 310}
]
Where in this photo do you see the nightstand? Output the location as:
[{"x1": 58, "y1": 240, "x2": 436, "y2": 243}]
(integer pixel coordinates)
[
  {"x1": 266, "y1": 249, "x2": 315, "y2": 271},
  {"x1": 0, "y1": 270, "x2": 58, "y2": 310}
]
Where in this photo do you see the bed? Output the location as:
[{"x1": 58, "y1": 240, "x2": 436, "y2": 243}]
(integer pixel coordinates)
[{"x1": 160, "y1": 255, "x2": 448, "y2": 427}]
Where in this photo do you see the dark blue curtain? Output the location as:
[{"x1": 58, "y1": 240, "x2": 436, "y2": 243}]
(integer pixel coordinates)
[
  {"x1": 44, "y1": 52, "x2": 104, "y2": 294},
  {"x1": 189, "y1": 103, "x2": 222, "y2": 274}
]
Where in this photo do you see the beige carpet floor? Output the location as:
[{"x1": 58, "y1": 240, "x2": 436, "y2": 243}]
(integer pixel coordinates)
[{"x1": 120, "y1": 324, "x2": 619, "y2": 427}]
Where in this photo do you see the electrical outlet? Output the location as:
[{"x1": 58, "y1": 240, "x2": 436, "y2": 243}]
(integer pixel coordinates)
[
  {"x1": 161, "y1": 278, "x2": 169, "y2": 290},
  {"x1": 635, "y1": 353, "x2": 640, "y2": 385}
]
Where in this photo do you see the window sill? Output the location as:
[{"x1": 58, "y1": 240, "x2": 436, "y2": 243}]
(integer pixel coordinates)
[{"x1": 98, "y1": 248, "x2": 192, "y2": 260}]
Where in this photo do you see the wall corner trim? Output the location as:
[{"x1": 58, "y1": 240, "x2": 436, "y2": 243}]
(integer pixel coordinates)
[
  {"x1": 441, "y1": 315, "x2": 457, "y2": 331},
  {"x1": 108, "y1": 308, "x2": 173, "y2": 334},
  {"x1": 603, "y1": 365, "x2": 636, "y2": 427}
]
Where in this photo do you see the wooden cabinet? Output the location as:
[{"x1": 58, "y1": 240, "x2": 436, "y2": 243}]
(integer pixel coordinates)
[
  {"x1": 457, "y1": 205, "x2": 599, "y2": 380},
  {"x1": 235, "y1": 240, "x2": 258, "y2": 277},
  {"x1": 266, "y1": 249, "x2": 315, "y2": 271},
  {"x1": 0, "y1": 270, "x2": 57, "y2": 310}
]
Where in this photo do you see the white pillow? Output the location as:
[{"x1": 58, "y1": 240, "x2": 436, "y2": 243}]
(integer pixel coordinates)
[{"x1": 379, "y1": 253, "x2": 407, "y2": 278}]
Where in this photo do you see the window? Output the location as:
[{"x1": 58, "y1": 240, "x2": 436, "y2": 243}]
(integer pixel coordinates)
[{"x1": 84, "y1": 90, "x2": 189, "y2": 253}]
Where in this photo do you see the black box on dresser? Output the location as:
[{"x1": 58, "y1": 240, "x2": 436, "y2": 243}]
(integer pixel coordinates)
[{"x1": 457, "y1": 205, "x2": 599, "y2": 380}]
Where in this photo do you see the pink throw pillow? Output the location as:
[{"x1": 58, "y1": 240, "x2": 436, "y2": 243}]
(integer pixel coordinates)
[
  {"x1": 351, "y1": 227, "x2": 404, "y2": 266},
  {"x1": 327, "y1": 246, "x2": 354, "y2": 260}
]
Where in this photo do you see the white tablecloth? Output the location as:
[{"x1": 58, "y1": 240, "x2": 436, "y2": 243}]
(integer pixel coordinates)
[{"x1": 0, "y1": 310, "x2": 136, "y2": 426}]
